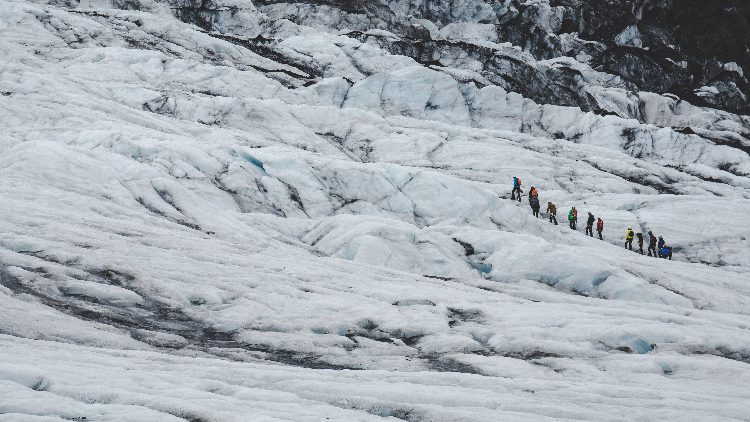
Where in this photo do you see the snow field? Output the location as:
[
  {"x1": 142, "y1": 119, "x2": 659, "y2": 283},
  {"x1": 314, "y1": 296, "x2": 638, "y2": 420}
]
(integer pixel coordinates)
[
  {"x1": 1, "y1": 0, "x2": 750, "y2": 420},
  {"x1": 1, "y1": 335, "x2": 750, "y2": 422}
]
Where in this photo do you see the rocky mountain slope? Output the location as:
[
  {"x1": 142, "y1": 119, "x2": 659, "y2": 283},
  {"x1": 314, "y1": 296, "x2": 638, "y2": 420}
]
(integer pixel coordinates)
[{"x1": 1, "y1": 0, "x2": 750, "y2": 420}]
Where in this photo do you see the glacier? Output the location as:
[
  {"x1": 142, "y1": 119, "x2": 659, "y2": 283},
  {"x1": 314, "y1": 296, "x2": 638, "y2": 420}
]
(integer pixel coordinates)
[{"x1": 1, "y1": 0, "x2": 750, "y2": 420}]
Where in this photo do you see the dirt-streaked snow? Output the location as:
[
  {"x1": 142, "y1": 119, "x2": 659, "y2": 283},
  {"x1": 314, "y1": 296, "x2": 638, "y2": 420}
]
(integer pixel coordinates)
[{"x1": 1, "y1": 0, "x2": 750, "y2": 420}]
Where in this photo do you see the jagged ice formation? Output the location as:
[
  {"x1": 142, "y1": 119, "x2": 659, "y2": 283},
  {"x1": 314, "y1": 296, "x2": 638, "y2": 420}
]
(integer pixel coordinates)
[{"x1": 1, "y1": 0, "x2": 750, "y2": 420}]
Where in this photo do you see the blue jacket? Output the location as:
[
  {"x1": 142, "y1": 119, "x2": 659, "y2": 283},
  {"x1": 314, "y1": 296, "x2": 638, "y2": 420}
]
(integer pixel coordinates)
[
  {"x1": 513, "y1": 177, "x2": 520, "y2": 188},
  {"x1": 658, "y1": 238, "x2": 665, "y2": 249},
  {"x1": 661, "y1": 246, "x2": 671, "y2": 255}
]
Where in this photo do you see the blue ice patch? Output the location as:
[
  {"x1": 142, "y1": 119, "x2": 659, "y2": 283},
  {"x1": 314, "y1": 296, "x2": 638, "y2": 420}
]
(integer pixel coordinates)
[
  {"x1": 471, "y1": 262, "x2": 493, "y2": 274},
  {"x1": 629, "y1": 338, "x2": 653, "y2": 354},
  {"x1": 241, "y1": 153, "x2": 266, "y2": 173}
]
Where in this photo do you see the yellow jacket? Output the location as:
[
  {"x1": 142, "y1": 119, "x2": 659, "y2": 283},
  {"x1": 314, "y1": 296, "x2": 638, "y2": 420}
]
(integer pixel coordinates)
[{"x1": 625, "y1": 230, "x2": 634, "y2": 240}]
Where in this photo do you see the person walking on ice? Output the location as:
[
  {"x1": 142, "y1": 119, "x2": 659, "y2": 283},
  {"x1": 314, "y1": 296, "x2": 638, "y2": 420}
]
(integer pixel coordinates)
[
  {"x1": 511, "y1": 177, "x2": 522, "y2": 202},
  {"x1": 596, "y1": 217, "x2": 604, "y2": 240},
  {"x1": 585, "y1": 212, "x2": 595, "y2": 236},
  {"x1": 568, "y1": 207, "x2": 577, "y2": 230},
  {"x1": 528, "y1": 187, "x2": 538, "y2": 202},
  {"x1": 661, "y1": 244, "x2": 673, "y2": 260},
  {"x1": 658, "y1": 236, "x2": 665, "y2": 257},
  {"x1": 546, "y1": 202, "x2": 558, "y2": 225},
  {"x1": 625, "y1": 228, "x2": 635, "y2": 250},
  {"x1": 636, "y1": 232, "x2": 644, "y2": 254},
  {"x1": 648, "y1": 231, "x2": 657, "y2": 257},
  {"x1": 529, "y1": 191, "x2": 540, "y2": 218}
]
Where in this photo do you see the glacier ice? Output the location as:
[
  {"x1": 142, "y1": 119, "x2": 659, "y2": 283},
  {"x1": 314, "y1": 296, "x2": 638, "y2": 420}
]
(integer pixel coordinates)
[{"x1": 1, "y1": 0, "x2": 750, "y2": 420}]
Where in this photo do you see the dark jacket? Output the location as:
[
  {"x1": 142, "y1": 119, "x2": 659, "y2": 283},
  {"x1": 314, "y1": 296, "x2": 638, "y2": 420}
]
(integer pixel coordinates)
[{"x1": 587, "y1": 214, "x2": 595, "y2": 226}]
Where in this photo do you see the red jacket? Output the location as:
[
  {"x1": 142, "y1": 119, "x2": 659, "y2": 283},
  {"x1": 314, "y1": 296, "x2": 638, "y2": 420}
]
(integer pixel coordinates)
[{"x1": 597, "y1": 219, "x2": 603, "y2": 231}]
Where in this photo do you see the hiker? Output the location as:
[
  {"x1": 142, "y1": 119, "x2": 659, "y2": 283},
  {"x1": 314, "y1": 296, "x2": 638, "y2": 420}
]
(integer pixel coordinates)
[
  {"x1": 625, "y1": 228, "x2": 635, "y2": 250},
  {"x1": 658, "y1": 236, "x2": 665, "y2": 257},
  {"x1": 530, "y1": 194, "x2": 540, "y2": 218},
  {"x1": 568, "y1": 207, "x2": 577, "y2": 230},
  {"x1": 585, "y1": 212, "x2": 595, "y2": 237},
  {"x1": 647, "y1": 231, "x2": 657, "y2": 257},
  {"x1": 596, "y1": 218, "x2": 604, "y2": 240},
  {"x1": 511, "y1": 177, "x2": 522, "y2": 202},
  {"x1": 661, "y1": 244, "x2": 673, "y2": 260},
  {"x1": 636, "y1": 232, "x2": 644, "y2": 254},
  {"x1": 546, "y1": 202, "x2": 558, "y2": 225},
  {"x1": 528, "y1": 187, "x2": 538, "y2": 202}
]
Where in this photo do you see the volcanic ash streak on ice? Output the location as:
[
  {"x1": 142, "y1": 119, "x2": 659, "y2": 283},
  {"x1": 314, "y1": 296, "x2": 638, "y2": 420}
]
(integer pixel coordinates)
[{"x1": 1, "y1": 0, "x2": 750, "y2": 420}]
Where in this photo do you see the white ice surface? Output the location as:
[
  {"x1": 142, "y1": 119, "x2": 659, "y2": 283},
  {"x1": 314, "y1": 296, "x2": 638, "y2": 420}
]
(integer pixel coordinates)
[{"x1": 1, "y1": 0, "x2": 750, "y2": 420}]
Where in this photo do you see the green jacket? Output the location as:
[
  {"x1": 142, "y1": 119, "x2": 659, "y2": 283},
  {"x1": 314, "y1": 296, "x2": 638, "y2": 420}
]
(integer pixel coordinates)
[{"x1": 568, "y1": 209, "x2": 577, "y2": 221}]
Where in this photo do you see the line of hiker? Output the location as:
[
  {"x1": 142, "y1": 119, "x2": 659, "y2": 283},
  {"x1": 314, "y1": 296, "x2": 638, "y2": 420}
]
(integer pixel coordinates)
[
  {"x1": 510, "y1": 177, "x2": 673, "y2": 260},
  {"x1": 625, "y1": 229, "x2": 671, "y2": 259},
  {"x1": 568, "y1": 208, "x2": 602, "y2": 240}
]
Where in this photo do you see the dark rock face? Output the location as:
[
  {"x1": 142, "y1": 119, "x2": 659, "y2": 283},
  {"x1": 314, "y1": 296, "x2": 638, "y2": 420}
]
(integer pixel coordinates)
[
  {"x1": 551, "y1": 0, "x2": 750, "y2": 113},
  {"x1": 702, "y1": 71, "x2": 750, "y2": 112},
  {"x1": 593, "y1": 46, "x2": 692, "y2": 93}
]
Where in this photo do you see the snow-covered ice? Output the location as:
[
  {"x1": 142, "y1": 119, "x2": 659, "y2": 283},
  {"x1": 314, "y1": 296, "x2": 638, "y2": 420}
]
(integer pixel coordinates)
[{"x1": 1, "y1": 0, "x2": 750, "y2": 420}]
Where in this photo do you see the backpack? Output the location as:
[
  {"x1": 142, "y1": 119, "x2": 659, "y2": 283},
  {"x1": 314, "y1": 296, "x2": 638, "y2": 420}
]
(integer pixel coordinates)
[
  {"x1": 530, "y1": 196, "x2": 539, "y2": 208},
  {"x1": 514, "y1": 177, "x2": 521, "y2": 187},
  {"x1": 597, "y1": 220, "x2": 603, "y2": 230},
  {"x1": 572, "y1": 209, "x2": 577, "y2": 218}
]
